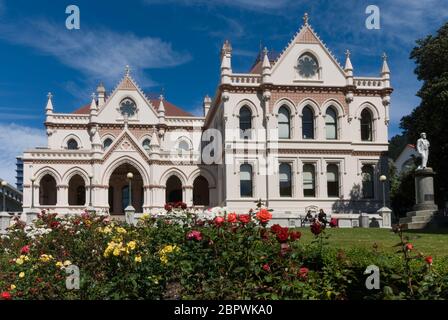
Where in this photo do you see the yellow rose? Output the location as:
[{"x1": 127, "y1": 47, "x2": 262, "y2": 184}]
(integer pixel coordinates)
[
  {"x1": 63, "y1": 260, "x2": 72, "y2": 266},
  {"x1": 10, "y1": 284, "x2": 16, "y2": 290},
  {"x1": 140, "y1": 213, "x2": 150, "y2": 220},
  {"x1": 116, "y1": 227, "x2": 127, "y2": 234},
  {"x1": 127, "y1": 241, "x2": 137, "y2": 250},
  {"x1": 19, "y1": 272, "x2": 25, "y2": 278},
  {"x1": 16, "y1": 258, "x2": 24, "y2": 265},
  {"x1": 55, "y1": 261, "x2": 64, "y2": 268},
  {"x1": 134, "y1": 255, "x2": 142, "y2": 263},
  {"x1": 113, "y1": 248, "x2": 121, "y2": 256}
]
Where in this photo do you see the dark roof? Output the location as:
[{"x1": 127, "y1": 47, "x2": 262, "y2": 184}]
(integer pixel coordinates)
[
  {"x1": 72, "y1": 96, "x2": 193, "y2": 117},
  {"x1": 249, "y1": 50, "x2": 281, "y2": 74}
]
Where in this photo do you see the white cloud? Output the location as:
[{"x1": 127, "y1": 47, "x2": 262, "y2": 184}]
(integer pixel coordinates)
[
  {"x1": 0, "y1": 19, "x2": 191, "y2": 87},
  {"x1": 0, "y1": 124, "x2": 47, "y2": 185}
]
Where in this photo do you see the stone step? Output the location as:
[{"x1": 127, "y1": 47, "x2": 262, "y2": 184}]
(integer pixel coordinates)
[
  {"x1": 401, "y1": 222, "x2": 432, "y2": 230},
  {"x1": 406, "y1": 210, "x2": 438, "y2": 218},
  {"x1": 400, "y1": 215, "x2": 434, "y2": 224}
]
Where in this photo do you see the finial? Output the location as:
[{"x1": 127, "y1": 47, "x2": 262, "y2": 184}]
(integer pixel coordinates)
[
  {"x1": 91, "y1": 92, "x2": 96, "y2": 100},
  {"x1": 303, "y1": 13, "x2": 309, "y2": 25},
  {"x1": 125, "y1": 65, "x2": 131, "y2": 76},
  {"x1": 263, "y1": 47, "x2": 268, "y2": 56},
  {"x1": 382, "y1": 52, "x2": 387, "y2": 61},
  {"x1": 159, "y1": 94, "x2": 164, "y2": 101},
  {"x1": 345, "y1": 49, "x2": 351, "y2": 58},
  {"x1": 47, "y1": 92, "x2": 53, "y2": 100}
]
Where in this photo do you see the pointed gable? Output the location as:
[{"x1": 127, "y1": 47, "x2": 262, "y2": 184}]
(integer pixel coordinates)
[
  {"x1": 270, "y1": 14, "x2": 346, "y2": 86},
  {"x1": 102, "y1": 129, "x2": 150, "y2": 162}
]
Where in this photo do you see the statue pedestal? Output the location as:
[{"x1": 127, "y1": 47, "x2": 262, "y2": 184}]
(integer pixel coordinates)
[
  {"x1": 413, "y1": 168, "x2": 437, "y2": 211},
  {"x1": 400, "y1": 168, "x2": 442, "y2": 229}
]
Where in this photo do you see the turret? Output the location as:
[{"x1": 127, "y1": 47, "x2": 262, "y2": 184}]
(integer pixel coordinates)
[
  {"x1": 158, "y1": 94, "x2": 166, "y2": 125},
  {"x1": 220, "y1": 40, "x2": 232, "y2": 85},
  {"x1": 381, "y1": 53, "x2": 391, "y2": 88},
  {"x1": 261, "y1": 47, "x2": 272, "y2": 84},
  {"x1": 96, "y1": 82, "x2": 106, "y2": 107},
  {"x1": 45, "y1": 92, "x2": 54, "y2": 115},
  {"x1": 203, "y1": 95, "x2": 211, "y2": 117}
]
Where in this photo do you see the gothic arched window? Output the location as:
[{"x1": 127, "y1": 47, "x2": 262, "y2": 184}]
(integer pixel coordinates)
[
  {"x1": 239, "y1": 106, "x2": 252, "y2": 139},
  {"x1": 325, "y1": 107, "x2": 338, "y2": 140},
  {"x1": 302, "y1": 106, "x2": 314, "y2": 139},
  {"x1": 278, "y1": 106, "x2": 291, "y2": 139},
  {"x1": 361, "y1": 109, "x2": 373, "y2": 141}
]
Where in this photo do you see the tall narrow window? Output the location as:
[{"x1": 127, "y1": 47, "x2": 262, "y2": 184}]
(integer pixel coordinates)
[
  {"x1": 279, "y1": 163, "x2": 292, "y2": 197},
  {"x1": 303, "y1": 164, "x2": 316, "y2": 197},
  {"x1": 240, "y1": 164, "x2": 253, "y2": 197},
  {"x1": 278, "y1": 106, "x2": 290, "y2": 139},
  {"x1": 361, "y1": 109, "x2": 373, "y2": 141},
  {"x1": 325, "y1": 107, "x2": 338, "y2": 140},
  {"x1": 302, "y1": 106, "x2": 314, "y2": 139},
  {"x1": 327, "y1": 164, "x2": 339, "y2": 197},
  {"x1": 142, "y1": 138, "x2": 151, "y2": 151},
  {"x1": 361, "y1": 165, "x2": 375, "y2": 199},
  {"x1": 67, "y1": 139, "x2": 78, "y2": 150},
  {"x1": 103, "y1": 138, "x2": 113, "y2": 149},
  {"x1": 239, "y1": 106, "x2": 252, "y2": 139}
]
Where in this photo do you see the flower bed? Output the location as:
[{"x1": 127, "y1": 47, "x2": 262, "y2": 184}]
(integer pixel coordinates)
[{"x1": 0, "y1": 207, "x2": 447, "y2": 300}]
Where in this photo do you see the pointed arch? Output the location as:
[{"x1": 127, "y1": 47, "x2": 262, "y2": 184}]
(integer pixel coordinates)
[
  {"x1": 61, "y1": 134, "x2": 83, "y2": 149},
  {"x1": 188, "y1": 167, "x2": 216, "y2": 188},
  {"x1": 35, "y1": 167, "x2": 62, "y2": 186},
  {"x1": 354, "y1": 102, "x2": 380, "y2": 120},
  {"x1": 62, "y1": 167, "x2": 90, "y2": 186},
  {"x1": 101, "y1": 155, "x2": 150, "y2": 186},
  {"x1": 159, "y1": 168, "x2": 188, "y2": 186}
]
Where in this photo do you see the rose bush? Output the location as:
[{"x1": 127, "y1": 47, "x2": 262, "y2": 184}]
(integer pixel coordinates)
[{"x1": 0, "y1": 206, "x2": 447, "y2": 300}]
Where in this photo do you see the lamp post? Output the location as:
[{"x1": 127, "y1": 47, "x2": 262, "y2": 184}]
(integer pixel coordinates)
[
  {"x1": 88, "y1": 173, "x2": 93, "y2": 207},
  {"x1": 379, "y1": 175, "x2": 387, "y2": 208},
  {"x1": 127, "y1": 172, "x2": 133, "y2": 207},
  {"x1": 1, "y1": 180, "x2": 7, "y2": 212},
  {"x1": 125, "y1": 172, "x2": 135, "y2": 225},
  {"x1": 30, "y1": 176, "x2": 36, "y2": 209}
]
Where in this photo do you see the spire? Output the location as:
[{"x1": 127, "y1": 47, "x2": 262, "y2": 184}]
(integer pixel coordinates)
[
  {"x1": 125, "y1": 65, "x2": 131, "y2": 77},
  {"x1": 344, "y1": 50, "x2": 353, "y2": 71},
  {"x1": 261, "y1": 47, "x2": 272, "y2": 84},
  {"x1": 381, "y1": 53, "x2": 390, "y2": 75},
  {"x1": 90, "y1": 92, "x2": 98, "y2": 112},
  {"x1": 220, "y1": 40, "x2": 232, "y2": 84},
  {"x1": 303, "y1": 12, "x2": 309, "y2": 26},
  {"x1": 45, "y1": 92, "x2": 54, "y2": 114},
  {"x1": 381, "y1": 52, "x2": 391, "y2": 88},
  {"x1": 150, "y1": 127, "x2": 160, "y2": 149},
  {"x1": 96, "y1": 82, "x2": 106, "y2": 107},
  {"x1": 203, "y1": 94, "x2": 212, "y2": 117},
  {"x1": 158, "y1": 94, "x2": 166, "y2": 125}
]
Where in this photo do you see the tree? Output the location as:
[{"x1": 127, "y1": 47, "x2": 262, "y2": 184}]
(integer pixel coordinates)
[{"x1": 400, "y1": 22, "x2": 448, "y2": 207}]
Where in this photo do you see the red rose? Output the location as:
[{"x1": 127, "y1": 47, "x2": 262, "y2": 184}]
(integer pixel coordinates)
[
  {"x1": 255, "y1": 209, "x2": 272, "y2": 224},
  {"x1": 276, "y1": 228, "x2": 289, "y2": 243},
  {"x1": 187, "y1": 230, "x2": 202, "y2": 241},
  {"x1": 425, "y1": 256, "x2": 433, "y2": 265},
  {"x1": 227, "y1": 213, "x2": 237, "y2": 223},
  {"x1": 298, "y1": 267, "x2": 309, "y2": 279},
  {"x1": 262, "y1": 264, "x2": 271, "y2": 272},
  {"x1": 164, "y1": 204, "x2": 173, "y2": 212},
  {"x1": 50, "y1": 221, "x2": 60, "y2": 229},
  {"x1": 1, "y1": 291, "x2": 12, "y2": 300},
  {"x1": 214, "y1": 216, "x2": 225, "y2": 226},
  {"x1": 289, "y1": 231, "x2": 301, "y2": 241},
  {"x1": 310, "y1": 222, "x2": 323, "y2": 236},
  {"x1": 20, "y1": 245, "x2": 30, "y2": 255},
  {"x1": 270, "y1": 224, "x2": 282, "y2": 234},
  {"x1": 406, "y1": 243, "x2": 413, "y2": 251},
  {"x1": 238, "y1": 214, "x2": 251, "y2": 224}
]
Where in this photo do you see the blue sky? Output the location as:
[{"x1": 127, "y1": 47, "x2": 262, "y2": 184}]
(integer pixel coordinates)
[{"x1": 0, "y1": 0, "x2": 447, "y2": 184}]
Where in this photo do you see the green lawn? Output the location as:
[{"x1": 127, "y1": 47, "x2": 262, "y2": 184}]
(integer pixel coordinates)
[{"x1": 296, "y1": 227, "x2": 448, "y2": 258}]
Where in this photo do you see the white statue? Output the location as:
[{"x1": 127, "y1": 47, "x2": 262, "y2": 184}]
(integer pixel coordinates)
[{"x1": 417, "y1": 132, "x2": 430, "y2": 169}]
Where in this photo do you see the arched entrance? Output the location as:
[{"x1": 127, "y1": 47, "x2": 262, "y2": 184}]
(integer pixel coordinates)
[
  {"x1": 39, "y1": 174, "x2": 57, "y2": 205},
  {"x1": 108, "y1": 163, "x2": 143, "y2": 214},
  {"x1": 166, "y1": 175, "x2": 183, "y2": 203},
  {"x1": 68, "y1": 174, "x2": 86, "y2": 206},
  {"x1": 193, "y1": 176, "x2": 209, "y2": 206}
]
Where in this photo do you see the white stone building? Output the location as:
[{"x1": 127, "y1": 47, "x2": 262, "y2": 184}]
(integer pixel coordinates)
[{"x1": 21, "y1": 15, "x2": 392, "y2": 222}]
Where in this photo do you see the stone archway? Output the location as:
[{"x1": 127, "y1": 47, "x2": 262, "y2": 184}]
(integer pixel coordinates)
[
  {"x1": 68, "y1": 174, "x2": 86, "y2": 206},
  {"x1": 108, "y1": 163, "x2": 143, "y2": 214},
  {"x1": 193, "y1": 176, "x2": 209, "y2": 206},
  {"x1": 39, "y1": 174, "x2": 57, "y2": 205},
  {"x1": 166, "y1": 175, "x2": 183, "y2": 204}
]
